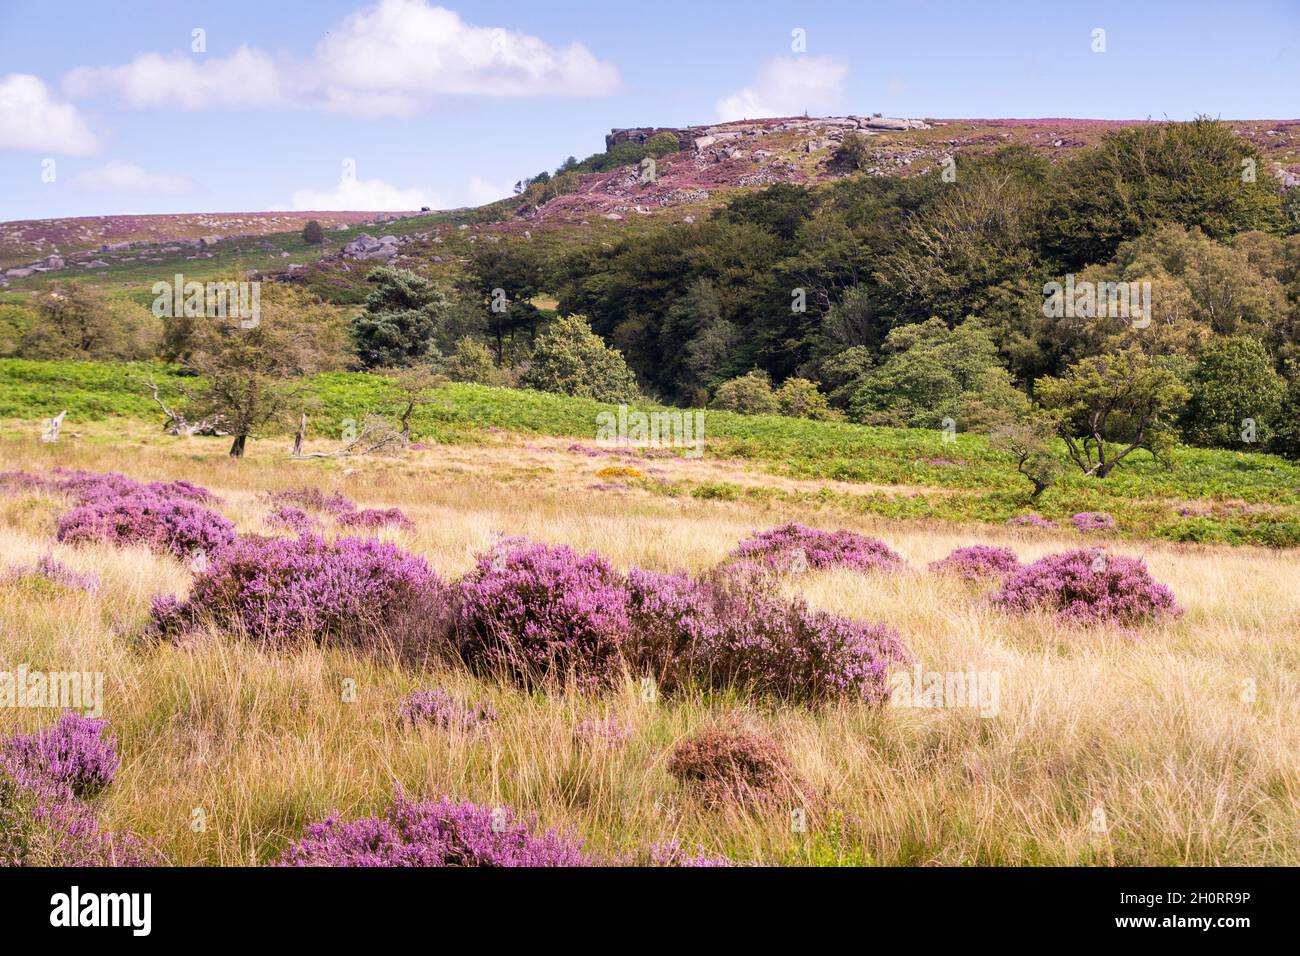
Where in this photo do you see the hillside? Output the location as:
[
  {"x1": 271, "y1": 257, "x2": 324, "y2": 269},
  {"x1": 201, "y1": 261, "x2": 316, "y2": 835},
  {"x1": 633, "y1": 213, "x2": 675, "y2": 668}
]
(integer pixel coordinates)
[{"x1": 4, "y1": 116, "x2": 1297, "y2": 295}]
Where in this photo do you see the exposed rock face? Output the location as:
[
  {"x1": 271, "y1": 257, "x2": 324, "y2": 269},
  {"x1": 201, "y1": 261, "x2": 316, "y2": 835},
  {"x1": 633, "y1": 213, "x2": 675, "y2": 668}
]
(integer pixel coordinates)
[{"x1": 605, "y1": 126, "x2": 693, "y2": 151}]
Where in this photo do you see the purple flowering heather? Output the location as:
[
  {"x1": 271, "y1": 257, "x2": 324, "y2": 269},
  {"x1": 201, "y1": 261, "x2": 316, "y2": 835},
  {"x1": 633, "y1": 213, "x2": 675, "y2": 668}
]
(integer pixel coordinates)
[
  {"x1": 279, "y1": 792, "x2": 590, "y2": 867},
  {"x1": 57, "y1": 490, "x2": 235, "y2": 558},
  {"x1": 265, "y1": 487, "x2": 356, "y2": 517},
  {"x1": 456, "y1": 542, "x2": 632, "y2": 688},
  {"x1": 4, "y1": 712, "x2": 119, "y2": 799},
  {"x1": 2, "y1": 555, "x2": 101, "y2": 593},
  {"x1": 1072, "y1": 512, "x2": 1117, "y2": 532},
  {"x1": 337, "y1": 507, "x2": 414, "y2": 532},
  {"x1": 1006, "y1": 514, "x2": 1057, "y2": 528},
  {"x1": 399, "y1": 688, "x2": 497, "y2": 732},
  {"x1": 729, "y1": 523, "x2": 904, "y2": 574},
  {"x1": 991, "y1": 549, "x2": 1182, "y2": 625},
  {"x1": 150, "y1": 533, "x2": 450, "y2": 654},
  {"x1": 637, "y1": 840, "x2": 734, "y2": 866},
  {"x1": 265, "y1": 505, "x2": 317, "y2": 535},
  {"x1": 929, "y1": 545, "x2": 1020, "y2": 582},
  {"x1": 626, "y1": 566, "x2": 908, "y2": 705}
]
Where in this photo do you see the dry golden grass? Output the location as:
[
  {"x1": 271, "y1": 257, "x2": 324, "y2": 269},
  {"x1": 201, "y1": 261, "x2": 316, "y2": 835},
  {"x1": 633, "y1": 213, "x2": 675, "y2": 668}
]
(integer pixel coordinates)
[{"x1": 1, "y1": 421, "x2": 1297, "y2": 865}]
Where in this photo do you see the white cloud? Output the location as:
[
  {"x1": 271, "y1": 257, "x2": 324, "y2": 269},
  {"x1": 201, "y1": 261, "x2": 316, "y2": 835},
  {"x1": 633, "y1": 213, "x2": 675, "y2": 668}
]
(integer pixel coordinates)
[
  {"x1": 63, "y1": 0, "x2": 621, "y2": 116},
  {"x1": 0, "y1": 73, "x2": 99, "y2": 154},
  {"x1": 290, "y1": 174, "x2": 436, "y2": 211},
  {"x1": 71, "y1": 161, "x2": 191, "y2": 194},
  {"x1": 465, "y1": 175, "x2": 512, "y2": 206},
  {"x1": 716, "y1": 56, "x2": 848, "y2": 121},
  {"x1": 65, "y1": 47, "x2": 291, "y2": 111}
]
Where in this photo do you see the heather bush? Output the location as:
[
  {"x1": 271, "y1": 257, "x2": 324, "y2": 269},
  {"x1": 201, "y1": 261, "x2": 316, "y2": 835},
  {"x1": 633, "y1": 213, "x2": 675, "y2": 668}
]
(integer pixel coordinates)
[
  {"x1": 929, "y1": 545, "x2": 1020, "y2": 581},
  {"x1": 279, "y1": 792, "x2": 590, "y2": 867},
  {"x1": 0, "y1": 717, "x2": 153, "y2": 867},
  {"x1": 398, "y1": 688, "x2": 497, "y2": 733},
  {"x1": 1072, "y1": 511, "x2": 1117, "y2": 532},
  {"x1": 57, "y1": 490, "x2": 235, "y2": 558},
  {"x1": 728, "y1": 523, "x2": 903, "y2": 573},
  {"x1": 265, "y1": 505, "x2": 317, "y2": 535},
  {"x1": 264, "y1": 487, "x2": 356, "y2": 516},
  {"x1": 1, "y1": 555, "x2": 101, "y2": 593},
  {"x1": 337, "y1": 507, "x2": 414, "y2": 532},
  {"x1": 632, "y1": 840, "x2": 733, "y2": 866},
  {"x1": 667, "y1": 726, "x2": 806, "y2": 808},
  {"x1": 150, "y1": 533, "x2": 450, "y2": 655},
  {"x1": 627, "y1": 567, "x2": 907, "y2": 705},
  {"x1": 3, "y1": 712, "x2": 120, "y2": 800},
  {"x1": 991, "y1": 549, "x2": 1182, "y2": 625},
  {"x1": 456, "y1": 542, "x2": 631, "y2": 688}
]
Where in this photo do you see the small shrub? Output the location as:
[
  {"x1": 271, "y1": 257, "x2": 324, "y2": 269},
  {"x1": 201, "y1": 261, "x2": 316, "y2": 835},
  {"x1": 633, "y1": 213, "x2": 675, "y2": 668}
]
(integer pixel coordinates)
[
  {"x1": 667, "y1": 726, "x2": 805, "y2": 808},
  {"x1": 3, "y1": 712, "x2": 119, "y2": 799},
  {"x1": 398, "y1": 688, "x2": 497, "y2": 733},
  {"x1": 991, "y1": 549, "x2": 1182, "y2": 625},
  {"x1": 929, "y1": 545, "x2": 1020, "y2": 581},
  {"x1": 57, "y1": 491, "x2": 235, "y2": 558},
  {"x1": 456, "y1": 542, "x2": 631, "y2": 688},
  {"x1": 337, "y1": 507, "x2": 414, "y2": 531},
  {"x1": 150, "y1": 533, "x2": 449, "y2": 655},
  {"x1": 1072, "y1": 511, "x2": 1117, "y2": 532},
  {"x1": 710, "y1": 371, "x2": 779, "y2": 415},
  {"x1": 278, "y1": 792, "x2": 590, "y2": 867},
  {"x1": 728, "y1": 522, "x2": 904, "y2": 573},
  {"x1": 265, "y1": 505, "x2": 316, "y2": 535},
  {"x1": 1, "y1": 555, "x2": 100, "y2": 593}
]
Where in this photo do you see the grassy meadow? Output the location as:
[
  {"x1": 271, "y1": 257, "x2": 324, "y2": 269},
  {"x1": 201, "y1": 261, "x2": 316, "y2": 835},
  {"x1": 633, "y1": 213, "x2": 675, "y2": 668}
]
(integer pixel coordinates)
[{"x1": 0, "y1": 418, "x2": 1297, "y2": 865}]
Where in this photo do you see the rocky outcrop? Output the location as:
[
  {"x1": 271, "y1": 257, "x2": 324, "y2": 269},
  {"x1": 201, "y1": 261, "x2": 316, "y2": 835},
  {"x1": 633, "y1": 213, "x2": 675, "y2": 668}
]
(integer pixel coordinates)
[{"x1": 341, "y1": 233, "x2": 399, "y2": 261}]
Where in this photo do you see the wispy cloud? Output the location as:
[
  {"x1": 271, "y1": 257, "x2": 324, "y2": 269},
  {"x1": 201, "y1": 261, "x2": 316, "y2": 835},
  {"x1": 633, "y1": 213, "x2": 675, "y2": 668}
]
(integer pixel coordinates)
[
  {"x1": 71, "y1": 161, "x2": 191, "y2": 194},
  {"x1": 289, "y1": 174, "x2": 436, "y2": 211}
]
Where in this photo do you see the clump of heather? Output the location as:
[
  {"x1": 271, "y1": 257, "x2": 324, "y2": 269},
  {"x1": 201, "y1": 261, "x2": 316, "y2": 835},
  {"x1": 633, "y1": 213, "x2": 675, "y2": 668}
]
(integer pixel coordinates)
[
  {"x1": 626, "y1": 567, "x2": 908, "y2": 705},
  {"x1": 573, "y1": 717, "x2": 628, "y2": 746},
  {"x1": 278, "y1": 792, "x2": 590, "y2": 867},
  {"x1": 728, "y1": 523, "x2": 903, "y2": 574},
  {"x1": 667, "y1": 726, "x2": 806, "y2": 808},
  {"x1": 456, "y1": 542, "x2": 631, "y2": 688},
  {"x1": 5, "y1": 469, "x2": 217, "y2": 506},
  {"x1": 57, "y1": 490, "x2": 235, "y2": 558},
  {"x1": 1072, "y1": 511, "x2": 1117, "y2": 532},
  {"x1": 991, "y1": 549, "x2": 1182, "y2": 625},
  {"x1": 1006, "y1": 514, "x2": 1056, "y2": 528},
  {"x1": 337, "y1": 507, "x2": 414, "y2": 532},
  {"x1": 265, "y1": 487, "x2": 356, "y2": 517},
  {"x1": 265, "y1": 505, "x2": 316, "y2": 535},
  {"x1": 2, "y1": 555, "x2": 101, "y2": 594},
  {"x1": 399, "y1": 688, "x2": 497, "y2": 733},
  {"x1": 3, "y1": 712, "x2": 119, "y2": 799},
  {"x1": 150, "y1": 533, "x2": 449, "y2": 655},
  {"x1": 0, "y1": 716, "x2": 153, "y2": 866},
  {"x1": 929, "y1": 545, "x2": 1020, "y2": 582}
]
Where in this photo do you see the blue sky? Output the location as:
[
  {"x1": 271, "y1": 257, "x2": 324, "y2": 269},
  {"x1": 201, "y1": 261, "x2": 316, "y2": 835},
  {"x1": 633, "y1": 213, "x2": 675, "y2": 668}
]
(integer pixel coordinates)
[{"x1": 1, "y1": 0, "x2": 1296, "y2": 221}]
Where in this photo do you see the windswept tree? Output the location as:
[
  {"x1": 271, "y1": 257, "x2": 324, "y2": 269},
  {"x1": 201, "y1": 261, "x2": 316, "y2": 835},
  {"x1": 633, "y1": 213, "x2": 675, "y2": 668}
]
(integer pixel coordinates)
[
  {"x1": 1036, "y1": 348, "x2": 1189, "y2": 477},
  {"x1": 186, "y1": 285, "x2": 350, "y2": 457}
]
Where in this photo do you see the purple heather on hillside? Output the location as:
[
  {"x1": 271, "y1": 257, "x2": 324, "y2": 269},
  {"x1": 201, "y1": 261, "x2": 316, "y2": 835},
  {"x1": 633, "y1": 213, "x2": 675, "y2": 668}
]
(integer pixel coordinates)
[{"x1": 929, "y1": 545, "x2": 1020, "y2": 581}]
